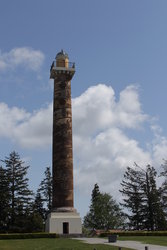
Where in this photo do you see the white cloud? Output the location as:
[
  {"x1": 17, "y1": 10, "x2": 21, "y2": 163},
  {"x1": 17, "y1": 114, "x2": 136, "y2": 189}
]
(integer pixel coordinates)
[
  {"x1": 149, "y1": 124, "x2": 167, "y2": 166},
  {"x1": 0, "y1": 60, "x2": 7, "y2": 70},
  {"x1": 115, "y1": 85, "x2": 148, "y2": 129},
  {"x1": 0, "y1": 103, "x2": 30, "y2": 138},
  {"x1": 72, "y1": 84, "x2": 166, "y2": 196},
  {"x1": 14, "y1": 104, "x2": 52, "y2": 148},
  {"x1": 72, "y1": 84, "x2": 147, "y2": 137},
  {"x1": 73, "y1": 127, "x2": 151, "y2": 196},
  {"x1": 0, "y1": 47, "x2": 44, "y2": 71},
  {"x1": 0, "y1": 102, "x2": 52, "y2": 148},
  {"x1": 0, "y1": 84, "x2": 167, "y2": 200}
]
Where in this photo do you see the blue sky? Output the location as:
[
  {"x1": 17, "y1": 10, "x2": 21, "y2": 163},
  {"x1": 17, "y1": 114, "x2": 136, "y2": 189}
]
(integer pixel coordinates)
[{"x1": 0, "y1": 0, "x2": 167, "y2": 218}]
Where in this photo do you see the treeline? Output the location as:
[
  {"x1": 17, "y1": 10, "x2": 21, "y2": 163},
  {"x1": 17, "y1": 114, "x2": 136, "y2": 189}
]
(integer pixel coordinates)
[
  {"x1": 0, "y1": 151, "x2": 52, "y2": 233},
  {"x1": 84, "y1": 163, "x2": 167, "y2": 231},
  {"x1": 120, "y1": 163, "x2": 167, "y2": 230},
  {"x1": 1, "y1": 151, "x2": 167, "y2": 233}
]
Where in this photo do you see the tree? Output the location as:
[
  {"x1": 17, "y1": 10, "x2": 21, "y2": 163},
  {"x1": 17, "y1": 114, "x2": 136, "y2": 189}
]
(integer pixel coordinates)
[
  {"x1": 160, "y1": 160, "x2": 167, "y2": 220},
  {"x1": 120, "y1": 166, "x2": 145, "y2": 230},
  {"x1": 141, "y1": 165, "x2": 166, "y2": 230},
  {"x1": 0, "y1": 166, "x2": 9, "y2": 231},
  {"x1": 38, "y1": 167, "x2": 52, "y2": 213},
  {"x1": 14, "y1": 193, "x2": 45, "y2": 232},
  {"x1": 1, "y1": 151, "x2": 33, "y2": 231},
  {"x1": 33, "y1": 189, "x2": 46, "y2": 220},
  {"x1": 120, "y1": 164, "x2": 167, "y2": 230},
  {"x1": 84, "y1": 183, "x2": 101, "y2": 229},
  {"x1": 91, "y1": 183, "x2": 100, "y2": 203},
  {"x1": 83, "y1": 183, "x2": 124, "y2": 230},
  {"x1": 143, "y1": 166, "x2": 160, "y2": 230},
  {"x1": 26, "y1": 212, "x2": 44, "y2": 232}
]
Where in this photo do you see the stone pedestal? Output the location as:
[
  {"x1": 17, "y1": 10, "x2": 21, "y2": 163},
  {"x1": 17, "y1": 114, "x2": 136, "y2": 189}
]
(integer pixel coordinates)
[{"x1": 45, "y1": 211, "x2": 82, "y2": 234}]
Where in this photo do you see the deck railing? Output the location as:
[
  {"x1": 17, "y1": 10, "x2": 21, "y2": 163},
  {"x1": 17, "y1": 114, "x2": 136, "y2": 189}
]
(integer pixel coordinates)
[{"x1": 50, "y1": 61, "x2": 75, "y2": 72}]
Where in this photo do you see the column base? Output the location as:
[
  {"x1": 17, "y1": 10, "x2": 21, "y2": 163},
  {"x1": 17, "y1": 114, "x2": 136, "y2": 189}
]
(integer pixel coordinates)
[{"x1": 45, "y1": 210, "x2": 82, "y2": 234}]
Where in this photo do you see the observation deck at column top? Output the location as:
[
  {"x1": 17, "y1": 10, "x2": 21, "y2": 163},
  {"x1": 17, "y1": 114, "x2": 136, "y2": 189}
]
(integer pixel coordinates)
[{"x1": 50, "y1": 49, "x2": 75, "y2": 80}]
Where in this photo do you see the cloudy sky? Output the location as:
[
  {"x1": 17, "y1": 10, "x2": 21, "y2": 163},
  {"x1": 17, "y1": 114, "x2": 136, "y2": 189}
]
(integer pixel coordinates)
[{"x1": 0, "y1": 0, "x2": 167, "y2": 218}]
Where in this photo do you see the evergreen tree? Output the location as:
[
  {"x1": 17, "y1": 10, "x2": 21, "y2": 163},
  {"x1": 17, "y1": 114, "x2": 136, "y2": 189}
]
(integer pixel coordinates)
[
  {"x1": 38, "y1": 167, "x2": 52, "y2": 212},
  {"x1": 160, "y1": 160, "x2": 167, "y2": 220},
  {"x1": 27, "y1": 212, "x2": 44, "y2": 232},
  {"x1": 1, "y1": 151, "x2": 33, "y2": 231},
  {"x1": 84, "y1": 183, "x2": 124, "y2": 230},
  {"x1": 120, "y1": 164, "x2": 167, "y2": 230},
  {"x1": 14, "y1": 203, "x2": 28, "y2": 232},
  {"x1": 33, "y1": 189, "x2": 46, "y2": 220},
  {"x1": 120, "y1": 166, "x2": 145, "y2": 230},
  {"x1": 84, "y1": 183, "x2": 101, "y2": 229},
  {"x1": 143, "y1": 165, "x2": 167, "y2": 230},
  {"x1": 91, "y1": 183, "x2": 100, "y2": 203},
  {"x1": 0, "y1": 166, "x2": 9, "y2": 231}
]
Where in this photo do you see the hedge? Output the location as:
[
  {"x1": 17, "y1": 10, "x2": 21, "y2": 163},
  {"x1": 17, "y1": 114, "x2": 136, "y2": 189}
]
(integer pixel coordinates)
[
  {"x1": 99, "y1": 231, "x2": 167, "y2": 237},
  {"x1": 0, "y1": 233, "x2": 58, "y2": 240}
]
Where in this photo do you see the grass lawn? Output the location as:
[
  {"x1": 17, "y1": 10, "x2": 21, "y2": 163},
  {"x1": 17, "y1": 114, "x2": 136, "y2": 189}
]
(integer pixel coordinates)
[
  {"x1": 119, "y1": 236, "x2": 167, "y2": 246},
  {"x1": 0, "y1": 238, "x2": 132, "y2": 250}
]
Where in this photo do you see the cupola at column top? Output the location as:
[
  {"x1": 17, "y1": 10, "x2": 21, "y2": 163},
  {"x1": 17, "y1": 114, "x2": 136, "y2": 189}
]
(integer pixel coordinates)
[
  {"x1": 50, "y1": 50, "x2": 75, "y2": 80},
  {"x1": 56, "y1": 49, "x2": 69, "y2": 59},
  {"x1": 56, "y1": 49, "x2": 69, "y2": 68}
]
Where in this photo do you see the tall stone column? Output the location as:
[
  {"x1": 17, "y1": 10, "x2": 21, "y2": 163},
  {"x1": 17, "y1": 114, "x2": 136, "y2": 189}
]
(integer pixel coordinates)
[
  {"x1": 52, "y1": 51, "x2": 74, "y2": 211},
  {"x1": 45, "y1": 50, "x2": 82, "y2": 235}
]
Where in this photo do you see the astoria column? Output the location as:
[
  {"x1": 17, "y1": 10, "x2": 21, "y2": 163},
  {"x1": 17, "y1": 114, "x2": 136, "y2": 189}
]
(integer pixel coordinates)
[
  {"x1": 51, "y1": 50, "x2": 75, "y2": 212},
  {"x1": 46, "y1": 50, "x2": 82, "y2": 234}
]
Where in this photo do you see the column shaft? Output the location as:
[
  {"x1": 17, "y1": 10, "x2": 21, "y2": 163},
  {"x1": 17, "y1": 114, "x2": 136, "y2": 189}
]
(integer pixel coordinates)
[{"x1": 52, "y1": 79, "x2": 73, "y2": 209}]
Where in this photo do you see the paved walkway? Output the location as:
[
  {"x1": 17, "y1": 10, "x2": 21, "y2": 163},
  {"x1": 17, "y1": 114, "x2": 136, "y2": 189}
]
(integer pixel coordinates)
[{"x1": 74, "y1": 237, "x2": 167, "y2": 250}]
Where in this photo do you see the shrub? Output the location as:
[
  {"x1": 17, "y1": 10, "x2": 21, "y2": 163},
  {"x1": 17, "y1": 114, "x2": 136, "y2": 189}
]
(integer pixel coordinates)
[
  {"x1": 99, "y1": 230, "x2": 167, "y2": 237},
  {"x1": 0, "y1": 233, "x2": 58, "y2": 240}
]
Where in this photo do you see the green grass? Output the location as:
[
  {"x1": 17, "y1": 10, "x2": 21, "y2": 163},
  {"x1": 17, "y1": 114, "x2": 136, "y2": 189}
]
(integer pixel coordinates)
[
  {"x1": 119, "y1": 236, "x2": 167, "y2": 246},
  {"x1": 0, "y1": 238, "x2": 132, "y2": 250},
  {"x1": 1, "y1": 236, "x2": 167, "y2": 250}
]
